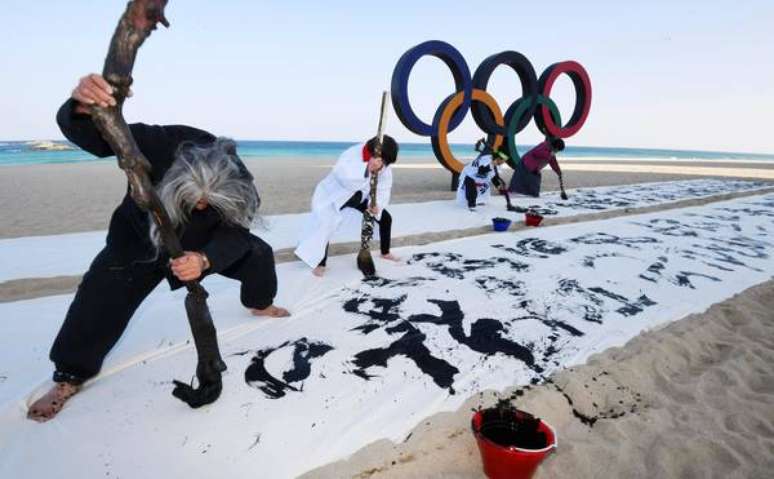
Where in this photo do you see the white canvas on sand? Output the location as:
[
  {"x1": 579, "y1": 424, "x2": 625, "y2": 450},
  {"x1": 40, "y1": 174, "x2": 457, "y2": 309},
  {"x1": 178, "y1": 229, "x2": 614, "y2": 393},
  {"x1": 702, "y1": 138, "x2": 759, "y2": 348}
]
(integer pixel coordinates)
[{"x1": 1, "y1": 183, "x2": 773, "y2": 478}]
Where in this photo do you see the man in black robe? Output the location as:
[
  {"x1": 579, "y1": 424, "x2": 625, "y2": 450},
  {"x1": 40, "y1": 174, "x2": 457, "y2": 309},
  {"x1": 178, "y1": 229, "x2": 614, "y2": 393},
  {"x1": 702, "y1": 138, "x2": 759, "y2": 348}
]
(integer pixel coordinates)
[{"x1": 28, "y1": 74, "x2": 289, "y2": 422}]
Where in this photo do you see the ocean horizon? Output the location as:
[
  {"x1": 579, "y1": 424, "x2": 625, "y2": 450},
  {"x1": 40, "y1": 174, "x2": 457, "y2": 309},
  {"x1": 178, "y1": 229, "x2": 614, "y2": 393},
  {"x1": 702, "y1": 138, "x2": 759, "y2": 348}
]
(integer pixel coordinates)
[{"x1": 1, "y1": 139, "x2": 773, "y2": 167}]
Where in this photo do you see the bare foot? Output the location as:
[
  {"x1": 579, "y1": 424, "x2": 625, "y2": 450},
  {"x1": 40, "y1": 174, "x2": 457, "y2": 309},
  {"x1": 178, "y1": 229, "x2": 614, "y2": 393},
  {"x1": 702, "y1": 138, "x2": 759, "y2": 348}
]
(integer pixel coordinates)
[
  {"x1": 381, "y1": 253, "x2": 401, "y2": 262},
  {"x1": 27, "y1": 382, "x2": 81, "y2": 423},
  {"x1": 250, "y1": 304, "x2": 290, "y2": 318},
  {"x1": 312, "y1": 266, "x2": 326, "y2": 277}
]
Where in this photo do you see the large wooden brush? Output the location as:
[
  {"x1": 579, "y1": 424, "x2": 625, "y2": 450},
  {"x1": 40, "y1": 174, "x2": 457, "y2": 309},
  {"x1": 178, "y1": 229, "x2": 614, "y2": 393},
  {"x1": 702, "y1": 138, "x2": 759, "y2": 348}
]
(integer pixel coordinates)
[
  {"x1": 558, "y1": 173, "x2": 569, "y2": 200},
  {"x1": 90, "y1": 0, "x2": 225, "y2": 408},
  {"x1": 357, "y1": 91, "x2": 390, "y2": 278}
]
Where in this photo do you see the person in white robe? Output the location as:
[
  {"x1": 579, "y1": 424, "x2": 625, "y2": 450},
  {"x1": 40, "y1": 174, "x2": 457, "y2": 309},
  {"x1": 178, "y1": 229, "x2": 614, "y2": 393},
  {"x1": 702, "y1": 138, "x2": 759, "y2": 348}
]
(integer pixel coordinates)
[
  {"x1": 456, "y1": 151, "x2": 507, "y2": 211},
  {"x1": 295, "y1": 136, "x2": 400, "y2": 276}
]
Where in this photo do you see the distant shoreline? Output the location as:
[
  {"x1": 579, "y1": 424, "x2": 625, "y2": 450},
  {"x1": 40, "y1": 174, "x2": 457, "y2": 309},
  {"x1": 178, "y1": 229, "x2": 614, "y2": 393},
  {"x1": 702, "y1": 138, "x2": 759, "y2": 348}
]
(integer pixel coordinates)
[{"x1": 1, "y1": 140, "x2": 773, "y2": 167}]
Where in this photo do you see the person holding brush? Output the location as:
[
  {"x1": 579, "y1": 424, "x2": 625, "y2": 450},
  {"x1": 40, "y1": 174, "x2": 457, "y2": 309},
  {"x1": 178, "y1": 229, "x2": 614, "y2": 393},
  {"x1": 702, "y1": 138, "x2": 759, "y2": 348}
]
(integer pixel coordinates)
[
  {"x1": 27, "y1": 74, "x2": 289, "y2": 422},
  {"x1": 509, "y1": 137, "x2": 567, "y2": 199},
  {"x1": 295, "y1": 136, "x2": 400, "y2": 277},
  {"x1": 457, "y1": 139, "x2": 509, "y2": 211}
]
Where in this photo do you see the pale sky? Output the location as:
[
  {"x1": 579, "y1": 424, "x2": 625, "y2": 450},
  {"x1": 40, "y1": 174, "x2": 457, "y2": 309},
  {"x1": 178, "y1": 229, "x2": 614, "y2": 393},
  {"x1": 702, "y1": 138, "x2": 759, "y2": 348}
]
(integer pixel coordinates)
[{"x1": 1, "y1": 0, "x2": 772, "y2": 154}]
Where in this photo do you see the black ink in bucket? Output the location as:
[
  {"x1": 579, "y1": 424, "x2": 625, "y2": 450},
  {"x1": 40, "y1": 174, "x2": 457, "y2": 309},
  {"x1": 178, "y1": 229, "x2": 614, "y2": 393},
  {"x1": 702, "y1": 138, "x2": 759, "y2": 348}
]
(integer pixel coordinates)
[
  {"x1": 481, "y1": 416, "x2": 546, "y2": 449},
  {"x1": 472, "y1": 404, "x2": 557, "y2": 479}
]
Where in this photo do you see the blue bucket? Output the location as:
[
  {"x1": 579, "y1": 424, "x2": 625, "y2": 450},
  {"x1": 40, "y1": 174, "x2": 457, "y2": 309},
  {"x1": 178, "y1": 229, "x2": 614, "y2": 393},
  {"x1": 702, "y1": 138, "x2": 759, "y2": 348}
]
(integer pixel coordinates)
[{"x1": 492, "y1": 217, "x2": 512, "y2": 232}]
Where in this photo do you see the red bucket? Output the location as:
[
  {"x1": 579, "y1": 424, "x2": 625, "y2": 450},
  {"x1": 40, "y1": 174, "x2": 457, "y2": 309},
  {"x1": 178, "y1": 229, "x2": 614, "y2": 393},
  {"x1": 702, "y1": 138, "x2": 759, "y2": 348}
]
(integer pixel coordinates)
[
  {"x1": 472, "y1": 408, "x2": 557, "y2": 479},
  {"x1": 525, "y1": 212, "x2": 543, "y2": 227}
]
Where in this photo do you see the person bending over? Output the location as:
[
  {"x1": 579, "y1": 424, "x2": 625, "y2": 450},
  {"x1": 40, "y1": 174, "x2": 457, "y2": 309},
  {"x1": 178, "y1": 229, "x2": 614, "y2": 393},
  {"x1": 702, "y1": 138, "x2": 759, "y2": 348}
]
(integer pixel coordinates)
[
  {"x1": 28, "y1": 74, "x2": 289, "y2": 423},
  {"x1": 457, "y1": 140, "x2": 508, "y2": 211},
  {"x1": 508, "y1": 137, "x2": 565, "y2": 198},
  {"x1": 295, "y1": 137, "x2": 400, "y2": 276}
]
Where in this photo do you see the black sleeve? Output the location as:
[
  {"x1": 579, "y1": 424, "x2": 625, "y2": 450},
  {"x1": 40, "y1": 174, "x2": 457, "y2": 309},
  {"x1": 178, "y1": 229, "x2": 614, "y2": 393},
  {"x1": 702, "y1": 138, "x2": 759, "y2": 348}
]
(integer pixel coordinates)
[
  {"x1": 56, "y1": 99, "x2": 114, "y2": 158},
  {"x1": 201, "y1": 224, "x2": 253, "y2": 273},
  {"x1": 56, "y1": 99, "x2": 215, "y2": 167}
]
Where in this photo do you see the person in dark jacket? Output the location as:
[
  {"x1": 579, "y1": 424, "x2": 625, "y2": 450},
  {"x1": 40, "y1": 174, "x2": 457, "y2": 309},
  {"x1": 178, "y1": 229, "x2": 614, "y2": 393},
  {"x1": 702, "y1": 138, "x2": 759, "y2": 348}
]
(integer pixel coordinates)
[
  {"x1": 28, "y1": 73, "x2": 289, "y2": 422},
  {"x1": 508, "y1": 137, "x2": 565, "y2": 197}
]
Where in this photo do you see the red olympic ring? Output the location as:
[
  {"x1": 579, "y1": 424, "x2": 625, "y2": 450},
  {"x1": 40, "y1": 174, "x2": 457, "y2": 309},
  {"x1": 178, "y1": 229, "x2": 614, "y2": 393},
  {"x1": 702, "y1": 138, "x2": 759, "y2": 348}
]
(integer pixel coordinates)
[{"x1": 536, "y1": 61, "x2": 592, "y2": 139}]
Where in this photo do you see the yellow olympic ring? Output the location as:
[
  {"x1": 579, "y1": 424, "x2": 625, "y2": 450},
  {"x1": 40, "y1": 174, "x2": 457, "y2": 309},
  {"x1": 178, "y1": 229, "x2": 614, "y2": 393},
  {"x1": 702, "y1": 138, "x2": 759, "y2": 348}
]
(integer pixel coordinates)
[{"x1": 432, "y1": 89, "x2": 505, "y2": 173}]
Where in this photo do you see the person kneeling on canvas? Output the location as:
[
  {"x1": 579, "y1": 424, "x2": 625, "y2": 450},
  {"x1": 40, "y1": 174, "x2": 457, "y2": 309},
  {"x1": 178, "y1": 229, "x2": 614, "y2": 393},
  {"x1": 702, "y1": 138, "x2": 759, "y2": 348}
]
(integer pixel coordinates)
[
  {"x1": 457, "y1": 142, "x2": 508, "y2": 211},
  {"x1": 509, "y1": 137, "x2": 565, "y2": 198},
  {"x1": 295, "y1": 137, "x2": 400, "y2": 277},
  {"x1": 27, "y1": 74, "x2": 289, "y2": 423}
]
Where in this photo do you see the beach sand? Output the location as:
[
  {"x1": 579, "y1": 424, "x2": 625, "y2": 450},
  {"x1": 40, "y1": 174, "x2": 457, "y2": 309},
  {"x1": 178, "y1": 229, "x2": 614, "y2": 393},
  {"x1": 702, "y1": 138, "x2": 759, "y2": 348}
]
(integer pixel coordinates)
[
  {"x1": 2, "y1": 156, "x2": 773, "y2": 239},
  {"x1": 1, "y1": 155, "x2": 773, "y2": 478},
  {"x1": 303, "y1": 279, "x2": 774, "y2": 479}
]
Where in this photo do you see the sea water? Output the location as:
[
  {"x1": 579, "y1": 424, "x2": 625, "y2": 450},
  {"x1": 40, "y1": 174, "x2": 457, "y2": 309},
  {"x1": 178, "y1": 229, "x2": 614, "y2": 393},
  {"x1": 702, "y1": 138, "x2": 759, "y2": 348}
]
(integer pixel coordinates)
[{"x1": 1, "y1": 140, "x2": 773, "y2": 167}]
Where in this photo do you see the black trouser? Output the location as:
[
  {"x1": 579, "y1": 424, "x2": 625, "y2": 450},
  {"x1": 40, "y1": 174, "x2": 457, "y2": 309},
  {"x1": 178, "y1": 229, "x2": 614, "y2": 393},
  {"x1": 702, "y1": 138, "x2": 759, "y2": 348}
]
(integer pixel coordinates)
[
  {"x1": 464, "y1": 176, "x2": 479, "y2": 207},
  {"x1": 318, "y1": 191, "x2": 392, "y2": 267},
  {"x1": 50, "y1": 236, "x2": 277, "y2": 384},
  {"x1": 508, "y1": 161, "x2": 541, "y2": 197},
  {"x1": 464, "y1": 175, "x2": 505, "y2": 207}
]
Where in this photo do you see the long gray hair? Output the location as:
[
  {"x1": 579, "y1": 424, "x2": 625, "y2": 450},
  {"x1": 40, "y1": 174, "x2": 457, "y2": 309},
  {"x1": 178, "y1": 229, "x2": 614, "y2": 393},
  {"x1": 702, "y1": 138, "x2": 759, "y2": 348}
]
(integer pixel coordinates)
[{"x1": 149, "y1": 137, "x2": 260, "y2": 249}]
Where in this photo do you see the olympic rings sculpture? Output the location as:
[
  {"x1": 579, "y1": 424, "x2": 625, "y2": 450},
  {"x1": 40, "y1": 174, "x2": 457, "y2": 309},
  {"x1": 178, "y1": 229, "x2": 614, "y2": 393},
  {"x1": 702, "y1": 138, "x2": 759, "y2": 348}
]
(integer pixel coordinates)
[{"x1": 391, "y1": 40, "x2": 592, "y2": 173}]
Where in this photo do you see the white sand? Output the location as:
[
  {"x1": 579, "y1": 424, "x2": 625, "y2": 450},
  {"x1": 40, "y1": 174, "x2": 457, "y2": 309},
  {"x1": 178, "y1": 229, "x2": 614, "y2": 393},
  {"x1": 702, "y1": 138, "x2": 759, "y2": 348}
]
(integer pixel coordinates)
[{"x1": 2, "y1": 156, "x2": 772, "y2": 239}]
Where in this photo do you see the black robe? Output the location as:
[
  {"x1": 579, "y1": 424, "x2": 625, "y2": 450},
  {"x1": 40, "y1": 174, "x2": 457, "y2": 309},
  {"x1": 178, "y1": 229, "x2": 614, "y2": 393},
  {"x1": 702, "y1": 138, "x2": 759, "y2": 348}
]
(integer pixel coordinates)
[{"x1": 56, "y1": 99, "x2": 257, "y2": 286}]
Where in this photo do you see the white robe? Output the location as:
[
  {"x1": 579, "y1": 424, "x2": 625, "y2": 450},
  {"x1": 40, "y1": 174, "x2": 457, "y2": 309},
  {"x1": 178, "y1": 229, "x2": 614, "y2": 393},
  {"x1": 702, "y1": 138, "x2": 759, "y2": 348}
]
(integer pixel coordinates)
[
  {"x1": 456, "y1": 154, "x2": 495, "y2": 206},
  {"x1": 295, "y1": 143, "x2": 393, "y2": 268}
]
